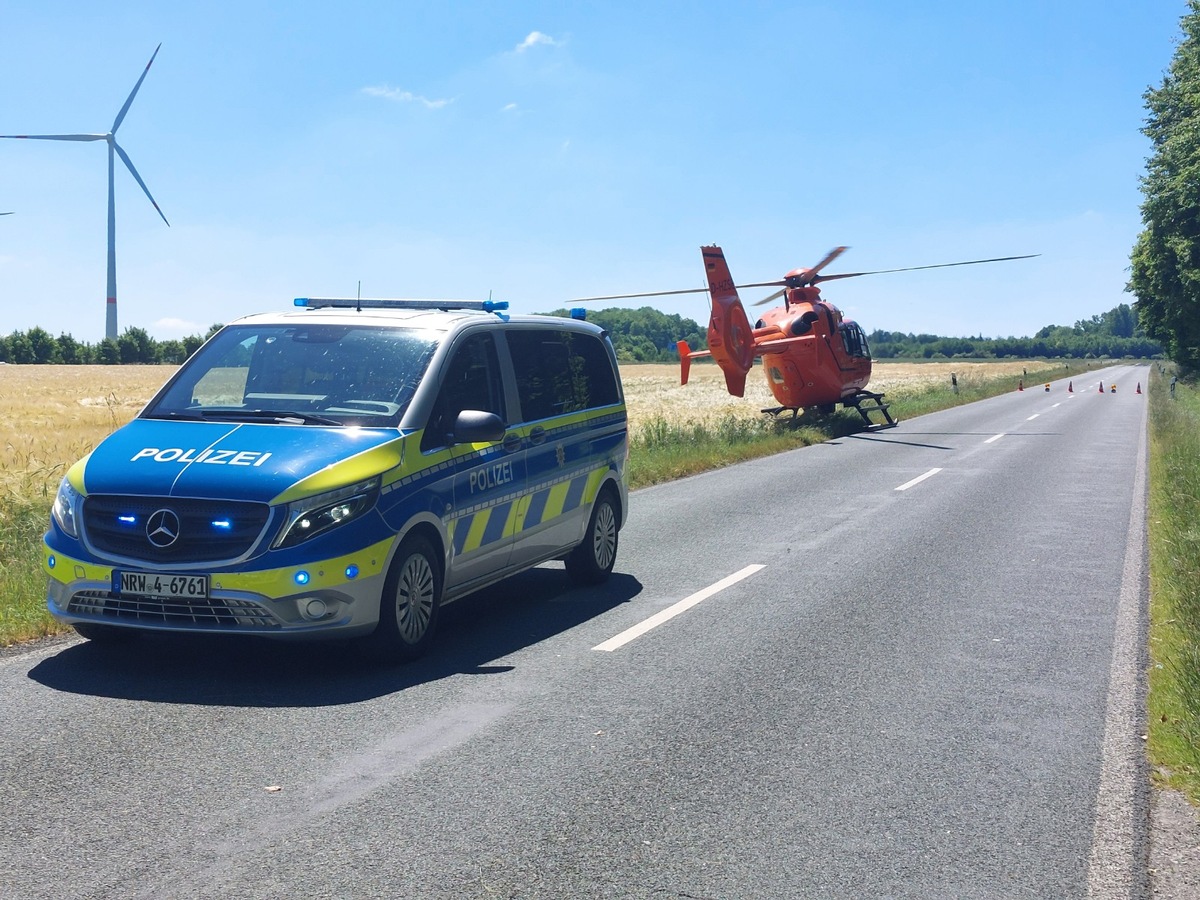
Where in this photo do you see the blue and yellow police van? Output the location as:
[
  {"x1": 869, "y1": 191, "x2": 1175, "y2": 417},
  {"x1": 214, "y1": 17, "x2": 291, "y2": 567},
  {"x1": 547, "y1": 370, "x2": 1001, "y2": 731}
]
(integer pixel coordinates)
[{"x1": 44, "y1": 298, "x2": 629, "y2": 660}]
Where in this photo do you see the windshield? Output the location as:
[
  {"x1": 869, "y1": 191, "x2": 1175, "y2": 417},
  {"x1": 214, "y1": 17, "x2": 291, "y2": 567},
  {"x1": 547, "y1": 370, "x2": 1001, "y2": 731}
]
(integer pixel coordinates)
[{"x1": 144, "y1": 323, "x2": 440, "y2": 427}]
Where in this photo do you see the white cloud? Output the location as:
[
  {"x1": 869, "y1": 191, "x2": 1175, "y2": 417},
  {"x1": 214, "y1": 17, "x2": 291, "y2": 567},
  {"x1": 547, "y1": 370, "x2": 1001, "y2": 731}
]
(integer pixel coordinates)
[
  {"x1": 361, "y1": 85, "x2": 453, "y2": 109},
  {"x1": 502, "y1": 102, "x2": 518, "y2": 112},
  {"x1": 516, "y1": 31, "x2": 559, "y2": 53}
]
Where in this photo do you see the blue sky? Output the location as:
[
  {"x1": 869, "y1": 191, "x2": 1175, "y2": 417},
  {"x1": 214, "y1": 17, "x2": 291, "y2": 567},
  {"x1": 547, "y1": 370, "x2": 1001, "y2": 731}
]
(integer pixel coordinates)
[{"x1": 0, "y1": 1, "x2": 1186, "y2": 343}]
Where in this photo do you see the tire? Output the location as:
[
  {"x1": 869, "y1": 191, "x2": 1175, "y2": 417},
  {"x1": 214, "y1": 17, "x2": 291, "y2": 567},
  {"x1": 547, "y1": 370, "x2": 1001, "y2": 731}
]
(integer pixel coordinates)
[
  {"x1": 368, "y1": 535, "x2": 442, "y2": 661},
  {"x1": 72, "y1": 622, "x2": 137, "y2": 644},
  {"x1": 565, "y1": 488, "x2": 619, "y2": 585}
]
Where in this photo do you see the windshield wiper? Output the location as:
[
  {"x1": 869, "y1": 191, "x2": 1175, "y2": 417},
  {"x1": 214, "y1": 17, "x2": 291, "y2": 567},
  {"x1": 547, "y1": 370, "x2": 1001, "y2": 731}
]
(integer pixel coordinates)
[
  {"x1": 240, "y1": 409, "x2": 345, "y2": 426},
  {"x1": 145, "y1": 410, "x2": 212, "y2": 421},
  {"x1": 145, "y1": 408, "x2": 345, "y2": 426}
]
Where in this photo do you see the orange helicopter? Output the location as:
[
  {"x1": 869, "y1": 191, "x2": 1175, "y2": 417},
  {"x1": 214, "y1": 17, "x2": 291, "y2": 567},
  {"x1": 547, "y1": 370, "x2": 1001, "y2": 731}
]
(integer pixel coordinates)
[{"x1": 578, "y1": 245, "x2": 1037, "y2": 427}]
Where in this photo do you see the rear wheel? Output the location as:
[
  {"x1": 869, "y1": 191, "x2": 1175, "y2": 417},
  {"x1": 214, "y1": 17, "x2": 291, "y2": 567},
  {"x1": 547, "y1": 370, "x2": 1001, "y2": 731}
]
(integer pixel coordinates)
[
  {"x1": 565, "y1": 488, "x2": 619, "y2": 585},
  {"x1": 369, "y1": 535, "x2": 442, "y2": 661}
]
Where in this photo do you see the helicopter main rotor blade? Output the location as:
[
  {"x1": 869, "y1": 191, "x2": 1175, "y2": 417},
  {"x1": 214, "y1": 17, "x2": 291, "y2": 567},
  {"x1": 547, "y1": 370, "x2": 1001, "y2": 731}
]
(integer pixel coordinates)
[
  {"x1": 753, "y1": 288, "x2": 787, "y2": 307},
  {"x1": 808, "y1": 245, "x2": 849, "y2": 277},
  {"x1": 812, "y1": 254, "x2": 1040, "y2": 284},
  {"x1": 570, "y1": 286, "x2": 710, "y2": 303}
]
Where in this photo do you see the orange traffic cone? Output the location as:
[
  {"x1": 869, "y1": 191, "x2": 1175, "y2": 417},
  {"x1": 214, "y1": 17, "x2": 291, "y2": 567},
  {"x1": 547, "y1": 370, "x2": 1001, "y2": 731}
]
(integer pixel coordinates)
[
  {"x1": 1111, "y1": 384, "x2": 1117, "y2": 393},
  {"x1": 1068, "y1": 381, "x2": 1073, "y2": 393},
  {"x1": 1044, "y1": 383, "x2": 1050, "y2": 392},
  {"x1": 1137, "y1": 382, "x2": 1142, "y2": 394},
  {"x1": 1018, "y1": 379, "x2": 1024, "y2": 392}
]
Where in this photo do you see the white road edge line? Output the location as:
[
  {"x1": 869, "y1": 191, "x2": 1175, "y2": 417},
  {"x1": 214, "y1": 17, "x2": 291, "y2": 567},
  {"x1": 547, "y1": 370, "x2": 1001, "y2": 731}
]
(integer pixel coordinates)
[
  {"x1": 593, "y1": 564, "x2": 766, "y2": 652},
  {"x1": 1027, "y1": 413, "x2": 1040, "y2": 420},
  {"x1": 894, "y1": 468, "x2": 943, "y2": 492},
  {"x1": 1085, "y1": 380, "x2": 1149, "y2": 898},
  {"x1": 984, "y1": 433, "x2": 1005, "y2": 444}
]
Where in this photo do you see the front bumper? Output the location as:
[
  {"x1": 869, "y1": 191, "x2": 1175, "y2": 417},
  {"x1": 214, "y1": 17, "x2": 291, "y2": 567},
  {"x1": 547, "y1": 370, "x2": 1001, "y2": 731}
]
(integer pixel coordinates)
[{"x1": 44, "y1": 539, "x2": 392, "y2": 640}]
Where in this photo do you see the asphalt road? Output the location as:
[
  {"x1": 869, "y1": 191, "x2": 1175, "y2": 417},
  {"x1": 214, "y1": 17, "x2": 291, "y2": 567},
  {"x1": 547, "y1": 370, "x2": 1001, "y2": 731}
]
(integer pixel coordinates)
[{"x1": 0, "y1": 364, "x2": 1150, "y2": 899}]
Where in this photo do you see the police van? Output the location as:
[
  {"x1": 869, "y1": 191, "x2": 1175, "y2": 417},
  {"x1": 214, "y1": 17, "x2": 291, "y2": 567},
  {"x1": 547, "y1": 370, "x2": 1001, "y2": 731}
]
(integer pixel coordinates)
[{"x1": 43, "y1": 298, "x2": 629, "y2": 660}]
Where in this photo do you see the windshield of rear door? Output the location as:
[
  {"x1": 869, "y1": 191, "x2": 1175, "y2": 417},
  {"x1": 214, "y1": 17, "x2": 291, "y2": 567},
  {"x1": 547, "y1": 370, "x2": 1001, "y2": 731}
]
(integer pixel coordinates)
[{"x1": 143, "y1": 323, "x2": 441, "y2": 427}]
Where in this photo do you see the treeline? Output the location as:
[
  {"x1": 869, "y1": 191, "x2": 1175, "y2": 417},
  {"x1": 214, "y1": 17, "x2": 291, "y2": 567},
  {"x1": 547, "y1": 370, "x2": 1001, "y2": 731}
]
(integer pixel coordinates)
[
  {"x1": 0, "y1": 300, "x2": 1162, "y2": 367},
  {"x1": 869, "y1": 303, "x2": 1161, "y2": 359},
  {"x1": 0, "y1": 325, "x2": 223, "y2": 365},
  {"x1": 546, "y1": 306, "x2": 706, "y2": 362}
]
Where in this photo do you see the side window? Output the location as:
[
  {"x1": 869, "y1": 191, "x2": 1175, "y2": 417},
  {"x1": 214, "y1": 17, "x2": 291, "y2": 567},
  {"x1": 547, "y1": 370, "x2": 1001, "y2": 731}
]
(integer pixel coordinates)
[
  {"x1": 421, "y1": 333, "x2": 505, "y2": 451},
  {"x1": 569, "y1": 333, "x2": 620, "y2": 408},
  {"x1": 509, "y1": 331, "x2": 568, "y2": 421},
  {"x1": 508, "y1": 330, "x2": 619, "y2": 421}
]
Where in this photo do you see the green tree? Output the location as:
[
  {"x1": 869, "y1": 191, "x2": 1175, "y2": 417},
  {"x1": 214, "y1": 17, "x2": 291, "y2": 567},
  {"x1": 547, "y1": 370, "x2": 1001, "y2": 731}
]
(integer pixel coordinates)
[
  {"x1": 1130, "y1": 1, "x2": 1200, "y2": 373},
  {"x1": 56, "y1": 333, "x2": 83, "y2": 364},
  {"x1": 7, "y1": 332, "x2": 34, "y2": 364},
  {"x1": 181, "y1": 334, "x2": 206, "y2": 358},
  {"x1": 27, "y1": 327, "x2": 60, "y2": 363},
  {"x1": 156, "y1": 339, "x2": 186, "y2": 364},
  {"x1": 96, "y1": 338, "x2": 121, "y2": 365},
  {"x1": 117, "y1": 326, "x2": 157, "y2": 364}
]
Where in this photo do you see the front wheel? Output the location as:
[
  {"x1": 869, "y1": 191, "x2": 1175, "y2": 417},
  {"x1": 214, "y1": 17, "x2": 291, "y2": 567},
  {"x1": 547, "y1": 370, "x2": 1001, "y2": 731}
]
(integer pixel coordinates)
[
  {"x1": 368, "y1": 535, "x2": 442, "y2": 661},
  {"x1": 565, "y1": 488, "x2": 619, "y2": 585}
]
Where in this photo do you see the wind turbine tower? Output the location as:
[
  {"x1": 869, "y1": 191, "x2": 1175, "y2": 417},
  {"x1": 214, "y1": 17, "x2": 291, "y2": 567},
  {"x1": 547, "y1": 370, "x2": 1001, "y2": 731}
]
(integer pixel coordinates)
[{"x1": 1, "y1": 45, "x2": 169, "y2": 341}]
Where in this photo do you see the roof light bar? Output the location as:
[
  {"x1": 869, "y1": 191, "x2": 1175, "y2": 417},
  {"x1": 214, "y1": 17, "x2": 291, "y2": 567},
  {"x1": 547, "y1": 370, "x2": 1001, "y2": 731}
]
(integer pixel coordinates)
[{"x1": 294, "y1": 297, "x2": 509, "y2": 313}]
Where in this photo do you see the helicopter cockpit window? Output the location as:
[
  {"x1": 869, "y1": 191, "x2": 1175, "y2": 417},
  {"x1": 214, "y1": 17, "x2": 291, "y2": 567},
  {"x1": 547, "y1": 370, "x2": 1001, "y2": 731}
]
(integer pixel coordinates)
[{"x1": 840, "y1": 322, "x2": 870, "y2": 359}]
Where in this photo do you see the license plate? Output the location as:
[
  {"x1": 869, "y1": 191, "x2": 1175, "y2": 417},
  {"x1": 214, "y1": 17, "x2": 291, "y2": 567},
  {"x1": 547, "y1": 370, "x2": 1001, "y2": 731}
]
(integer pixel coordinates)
[{"x1": 115, "y1": 571, "x2": 209, "y2": 600}]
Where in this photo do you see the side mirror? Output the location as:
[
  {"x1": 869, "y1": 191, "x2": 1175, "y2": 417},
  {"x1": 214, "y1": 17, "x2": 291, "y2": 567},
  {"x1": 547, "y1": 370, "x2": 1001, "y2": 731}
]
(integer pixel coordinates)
[{"x1": 450, "y1": 410, "x2": 506, "y2": 444}]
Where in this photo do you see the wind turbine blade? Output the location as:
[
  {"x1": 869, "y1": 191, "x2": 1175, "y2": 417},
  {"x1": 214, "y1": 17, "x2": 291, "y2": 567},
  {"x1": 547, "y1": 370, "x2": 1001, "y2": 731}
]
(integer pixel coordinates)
[
  {"x1": 113, "y1": 141, "x2": 169, "y2": 226},
  {"x1": 0, "y1": 211, "x2": 13, "y2": 216},
  {"x1": 112, "y1": 43, "x2": 162, "y2": 134},
  {"x1": 0, "y1": 133, "x2": 106, "y2": 141}
]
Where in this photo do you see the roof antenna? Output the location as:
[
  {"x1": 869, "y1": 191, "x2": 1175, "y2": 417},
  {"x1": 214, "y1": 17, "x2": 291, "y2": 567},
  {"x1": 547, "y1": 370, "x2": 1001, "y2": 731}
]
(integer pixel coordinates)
[{"x1": 357, "y1": 280, "x2": 361, "y2": 313}]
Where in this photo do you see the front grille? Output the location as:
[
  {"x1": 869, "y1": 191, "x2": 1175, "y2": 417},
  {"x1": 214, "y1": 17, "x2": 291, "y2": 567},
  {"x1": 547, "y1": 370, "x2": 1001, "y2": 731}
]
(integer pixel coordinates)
[
  {"x1": 83, "y1": 495, "x2": 272, "y2": 563},
  {"x1": 68, "y1": 590, "x2": 280, "y2": 629}
]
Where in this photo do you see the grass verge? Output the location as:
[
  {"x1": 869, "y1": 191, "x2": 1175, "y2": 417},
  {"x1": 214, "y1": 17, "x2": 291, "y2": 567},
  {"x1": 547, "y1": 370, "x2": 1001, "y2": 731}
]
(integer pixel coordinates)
[
  {"x1": 1146, "y1": 366, "x2": 1200, "y2": 799},
  {"x1": 629, "y1": 358, "x2": 1099, "y2": 488}
]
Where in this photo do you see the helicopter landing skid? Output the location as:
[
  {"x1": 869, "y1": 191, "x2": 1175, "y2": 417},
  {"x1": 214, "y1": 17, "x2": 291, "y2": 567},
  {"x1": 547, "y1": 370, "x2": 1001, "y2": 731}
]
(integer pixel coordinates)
[
  {"x1": 844, "y1": 390, "x2": 897, "y2": 428},
  {"x1": 759, "y1": 393, "x2": 896, "y2": 428}
]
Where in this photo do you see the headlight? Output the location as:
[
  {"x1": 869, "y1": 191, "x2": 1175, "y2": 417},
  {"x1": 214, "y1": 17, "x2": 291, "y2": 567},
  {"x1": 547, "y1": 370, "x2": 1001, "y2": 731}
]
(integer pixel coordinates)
[
  {"x1": 52, "y1": 477, "x2": 81, "y2": 538},
  {"x1": 273, "y1": 477, "x2": 380, "y2": 549}
]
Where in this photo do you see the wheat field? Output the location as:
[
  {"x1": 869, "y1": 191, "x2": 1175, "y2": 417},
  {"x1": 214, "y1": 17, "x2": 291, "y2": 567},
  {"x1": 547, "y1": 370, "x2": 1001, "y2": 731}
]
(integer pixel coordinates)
[
  {"x1": 0, "y1": 360, "x2": 1036, "y2": 497},
  {"x1": 0, "y1": 365, "x2": 172, "y2": 498}
]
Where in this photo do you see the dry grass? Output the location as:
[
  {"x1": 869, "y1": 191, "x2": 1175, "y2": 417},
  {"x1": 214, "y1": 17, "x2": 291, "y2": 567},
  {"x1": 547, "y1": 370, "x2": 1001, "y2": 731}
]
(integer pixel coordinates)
[{"x1": 0, "y1": 365, "x2": 174, "y2": 499}]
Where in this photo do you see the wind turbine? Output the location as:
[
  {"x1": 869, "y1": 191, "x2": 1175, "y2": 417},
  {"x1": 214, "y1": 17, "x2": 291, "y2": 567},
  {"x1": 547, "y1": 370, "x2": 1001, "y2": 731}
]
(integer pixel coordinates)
[{"x1": 1, "y1": 44, "x2": 169, "y2": 341}]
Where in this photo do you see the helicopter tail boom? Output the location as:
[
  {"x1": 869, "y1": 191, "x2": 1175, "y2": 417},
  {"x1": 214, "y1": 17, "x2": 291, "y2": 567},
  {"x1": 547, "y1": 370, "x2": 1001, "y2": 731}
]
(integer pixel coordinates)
[{"x1": 701, "y1": 245, "x2": 757, "y2": 397}]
